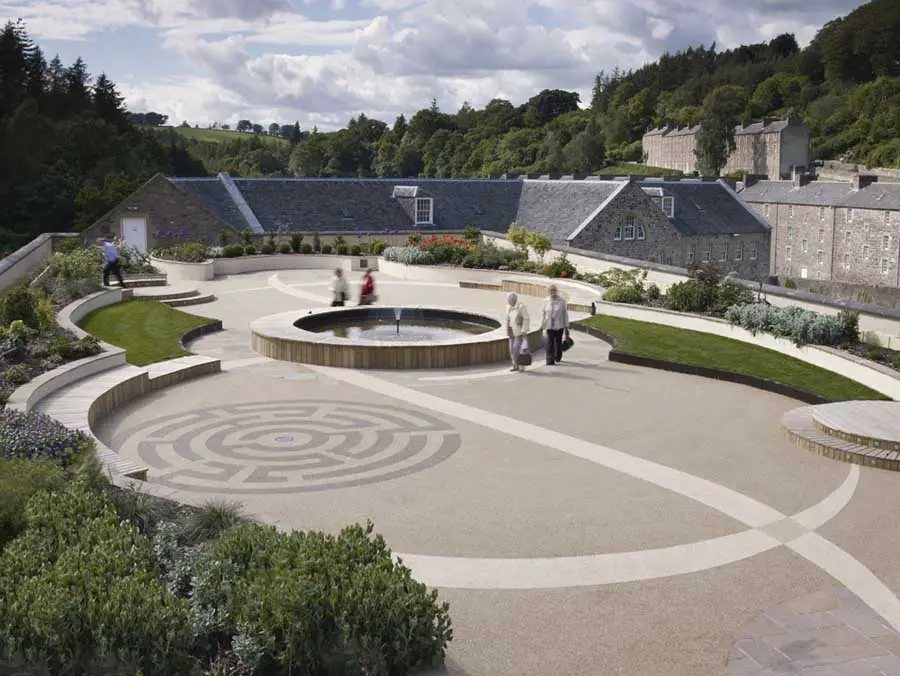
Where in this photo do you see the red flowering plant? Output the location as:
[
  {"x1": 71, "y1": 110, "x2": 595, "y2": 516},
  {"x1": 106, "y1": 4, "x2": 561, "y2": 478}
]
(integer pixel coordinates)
[{"x1": 413, "y1": 233, "x2": 472, "y2": 265}]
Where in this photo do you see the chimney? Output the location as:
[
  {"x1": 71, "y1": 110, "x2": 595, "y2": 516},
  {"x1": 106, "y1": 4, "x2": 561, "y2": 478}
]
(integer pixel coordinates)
[
  {"x1": 852, "y1": 174, "x2": 878, "y2": 190},
  {"x1": 742, "y1": 172, "x2": 759, "y2": 188},
  {"x1": 792, "y1": 167, "x2": 812, "y2": 188}
]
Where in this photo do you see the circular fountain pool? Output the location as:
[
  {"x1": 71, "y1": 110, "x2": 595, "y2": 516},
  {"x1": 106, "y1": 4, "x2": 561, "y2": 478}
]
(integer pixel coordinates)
[{"x1": 250, "y1": 306, "x2": 539, "y2": 370}]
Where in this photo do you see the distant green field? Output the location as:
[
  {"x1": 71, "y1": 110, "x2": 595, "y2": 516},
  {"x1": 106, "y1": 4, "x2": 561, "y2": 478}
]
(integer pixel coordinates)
[
  {"x1": 148, "y1": 126, "x2": 289, "y2": 145},
  {"x1": 595, "y1": 163, "x2": 684, "y2": 176}
]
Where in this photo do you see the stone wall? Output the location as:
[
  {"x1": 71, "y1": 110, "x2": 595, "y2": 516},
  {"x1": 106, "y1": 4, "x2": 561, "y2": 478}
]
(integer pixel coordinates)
[
  {"x1": 723, "y1": 132, "x2": 778, "y2": 178},
  {"x1": 81, "y1": 174, "x2": 229, "y2": 248},
  {"x1": 0, "y1": 233, "x2": 78, "y2": 293},
  {"x1": 817, "y1": 160, "x2": 900, "y2": 183}
]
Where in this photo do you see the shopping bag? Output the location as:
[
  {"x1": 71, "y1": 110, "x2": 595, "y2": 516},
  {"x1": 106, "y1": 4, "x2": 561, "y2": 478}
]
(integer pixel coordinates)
[{"x1": 517, "y1": 343, "x2": 533, "y2": 366}]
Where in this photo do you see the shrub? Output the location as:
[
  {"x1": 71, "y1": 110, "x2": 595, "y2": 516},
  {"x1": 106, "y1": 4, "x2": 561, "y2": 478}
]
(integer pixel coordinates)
[
  {"x1": 54, "y1": 238, "x2": 83, "y2": 255},
  {"x1": 597, "y1": 268, "x2": 647, "y2": 289},
  {"x1": 335, "y1": 244, "x2": 349, "y2": 255},
  {"x1": 711, "y1": 281, "x2": 754, "y2": 316},
  {"x1": 463, "y1": 225, "x2": 482, "y2": 243},
  {"x1": 350, "y1": 244, "x2": 361, "y2": 256},
  {"x1": 109, "y1": 488, "x2": 178, "y2": 538},
  {"x1": 190, "y1": 521, "x2": 452, "y2": 674},
  {"x1": 507, "y1": 222, "x2": 530, "y2": 255},
  {"x1": 527, "y1": 231, "x2": 552, "y2": 262},
  {"x1": 153, "y1": 242, "x2": 210, "y2": 263},
  {"x1": 278, "y1": 242, "x2": 291, "y2": 254},
  {"x1": 312, "y1": 233, "x2": 322, "y2": 252},
  {"x1": 838, "y1": 309, "x2": 860, "y2": 343},
  {"x1": 868, "y1": 343, "x2": 883, "y2": 360},
  {"x1": 222, "y1": 244, "x2": 244, "y2": 258},
  {"x1": 118, "y1": 245, "x2": 157, "y2": 274},
  {"x1": 893, "y1": 355, "x2": 900, "y2": 369},
  {"x1": 647, "y1": 283, "x2": 661, "y2": 301},
  {"x1": 300, "y1": 243, "x2": 313, "y2": 254},
  {"x1": 259, "y1": 243, "x2": 275, "y2": 255},
  {"x1": 371, "y1": 240, "x2": 387, "y2": 255},
  {"x1": 0, "y1": 409, "x2": 93, "y2": 466},
  {"x1": 0, "y1": 484, "x2": 197, "y2": 674},
  {"x1": 0, "y1": 284, "x2": 55, "y2": 331},
  {"x1": 49, "y1": 334, "x2": 101, "y2": 360},
  {"x1": 2, "y1": 363, "x2": 31, "y2": 385},
  {"x1": 544, "y1": 253, "x2": 577, "y2": 278},
  {"x1": 603, "y1": 285, "x2": 645, "y2": 304},
  {"x1": 665, "y1": 279, "x2": 715, "y2": 313},
  {"x1": 244, "y1": 245, "x2": 257, "y2": 255},
  {"x1": 0, "y1": 459, "x2": 64, "y2": 548},
  {"x1": 784, "y1": 278, "x2": 797, "y2": 289},
  {"x1": 725, "y1": 303, "x2": 846, "y2": 347},
  {"x1": 321, "y1": 244, "x2": 333, "y2": 254},
  {"x1": 290, "y1": 233, "x2": 304, "y2": 253},
  {"x1": 383, "y1": 246, "x2": 436, "y2": 265}
]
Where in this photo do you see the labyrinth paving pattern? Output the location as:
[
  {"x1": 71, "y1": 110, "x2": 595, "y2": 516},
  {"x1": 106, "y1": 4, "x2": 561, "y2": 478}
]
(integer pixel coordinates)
[{"x1": 111, "y1": 400, "x2": 461, "y2": 494}]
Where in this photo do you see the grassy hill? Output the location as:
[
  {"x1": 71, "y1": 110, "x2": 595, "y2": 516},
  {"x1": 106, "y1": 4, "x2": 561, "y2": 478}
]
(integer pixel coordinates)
[{"x1": 147, "y1": 126, "x2": 288, "y2": 145}]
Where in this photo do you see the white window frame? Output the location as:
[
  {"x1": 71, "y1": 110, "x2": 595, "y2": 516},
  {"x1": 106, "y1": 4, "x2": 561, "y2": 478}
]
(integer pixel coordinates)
[
  {"x1": 816, "y1": 250, "x2": 824, "y2": 266},
  {"x1": 719, "y1": 243, "x2": 728, "y2": 262},
  {"x1": 613, "y1": 226, "x2": 622, "y2": 241},
  {"x1": 735, "y1": 241, "x2": 743, "y2": 261},
  {"x1": 820, "y1": 206, "x2": 826, "y2": 220},
  {"x1": 882, "y1": 257, "x2": 889, "y2": 275},
  {"x1": 687, "y1": 243, "x2": 696, "y2": 263},
  {"x1": 787, "y1": 225, "x2": 793, "y2": 240},
  {"x1": 843, "y1": 252, "x2": 850, "y2": 269},
  {"x1": 818, "y1": 228, "x2": 825, "y2": 243},
  {"x1": 886, "y1": 211, "x2": 891, "y2": 225},
  {"x1": 623, "y1": 216, "x2": 636, "y2": 241},
  {"x1": 845, "y1": 231, "x2": 851, "y2": 245},
  {"x1": 750, "y1": 241, "x2": 758, "y2": 260},
  {"x1": 764, "y1": 204, "x2": 770, "y2": 218},
  {"x1": 414, "y1": 197, "x2": 433, "y2": 225},
  {"x1": 884, "y1": 234, "x2": 891, "y2": 251},
  {"x1": 661, "y1": 196, "x2": 674, "y2": 218},
  {"x1": 848, "y1": 208, "x2": 854, "y2": 222},
  {"x1": 789, "y1": 205, "x2": 795, "y2": 217},
  {"x1": 786, "y1": 245, "x2": 792, "y2": 261},
  {"x1": 702, "y1": 243, "x2": 712, "y2": 263},
  {"x1": 863, "y1": 244, "x2": 870, "y2": 259},
  {"x1": 637, "y1": 224, "x2": 645, "y2": 240},
  {"x1": 801, "y1": 238, "x2": 808, "y2": 254}
]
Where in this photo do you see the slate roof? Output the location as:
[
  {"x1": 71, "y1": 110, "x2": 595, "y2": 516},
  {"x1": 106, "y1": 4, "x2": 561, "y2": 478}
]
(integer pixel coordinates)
[
  {"x1": 227, "y1": 178, "x2": 522, "y2": 232},
  {"x1": 739, "y1": 180, "x2": 900, "y2": 210},
  {"x1": 645, "y1": 116, "x2": 809, "y2": 139},
  {"x1": 515, "y1": 180, "x2": 623, "y2": 245},
  {"x1": 638, "y1": 179, "x2": 770, "y2": 236},
  {"x1": 170, "y1": 178, "x2": 249, "y2": 231}
]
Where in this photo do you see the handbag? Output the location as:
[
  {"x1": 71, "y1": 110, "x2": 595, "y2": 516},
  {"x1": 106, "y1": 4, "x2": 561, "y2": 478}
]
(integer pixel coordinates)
[
  {"x1": 517, "y1": 343, "x2": 533, "y2": 366},
  {"x1": 561, "y1": 332, "x2": 574, "y2": 352}
]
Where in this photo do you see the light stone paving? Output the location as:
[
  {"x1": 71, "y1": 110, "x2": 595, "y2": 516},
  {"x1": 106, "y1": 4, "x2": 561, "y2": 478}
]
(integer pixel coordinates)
[{"x1": 79, "y1": 268, "x2": 900, "y2": 675}]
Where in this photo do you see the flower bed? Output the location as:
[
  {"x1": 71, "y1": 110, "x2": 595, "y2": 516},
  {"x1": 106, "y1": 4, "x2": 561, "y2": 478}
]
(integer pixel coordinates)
[{"x1": 155, "y1": 236, "x2": 389, "y2": 263}]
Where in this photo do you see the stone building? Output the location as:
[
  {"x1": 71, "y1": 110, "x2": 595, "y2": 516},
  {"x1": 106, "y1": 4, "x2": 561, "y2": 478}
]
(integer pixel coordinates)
[
  {"x1": 82, "y1": 172, "x2": 771, "y2": 281},
  {"x1": 738, "y1": 174, "x2": 900, "y2": 287},
  {"x1": 643, "y1": 114, "x2": 811, "y2": 179}
]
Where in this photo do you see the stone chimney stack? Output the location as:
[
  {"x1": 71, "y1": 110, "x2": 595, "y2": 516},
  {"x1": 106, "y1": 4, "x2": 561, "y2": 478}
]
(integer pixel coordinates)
[
  {"x1": 792, "y1": 167, "x2": 812, "y2": 188},
  {"x1": 852, "y1": 174, "x2": 878, "y2": 190},
  {"x1": 742, "y1": 172, "x2": 759, "y2": 188}
]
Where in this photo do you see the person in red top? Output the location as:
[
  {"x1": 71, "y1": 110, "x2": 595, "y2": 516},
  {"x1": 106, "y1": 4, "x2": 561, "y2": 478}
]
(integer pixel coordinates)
[{"x1": 359, "y1": 269, "x2": 377, "y2": 305}]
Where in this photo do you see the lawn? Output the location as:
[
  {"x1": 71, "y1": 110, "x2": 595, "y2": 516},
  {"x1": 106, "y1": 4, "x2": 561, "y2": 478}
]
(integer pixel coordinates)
[
  {"x1": 594, "y1": 163, "x2": 684, "y2": 176},
  {"x1": 79, "y1": 301, "x2": 211, "y2": 366},
  {"x1": 582, "y1": 315, "x2": 888, "y2": 402},
  {"x1": 150, "y1": 126, "x2": 288, "y2": 145}
]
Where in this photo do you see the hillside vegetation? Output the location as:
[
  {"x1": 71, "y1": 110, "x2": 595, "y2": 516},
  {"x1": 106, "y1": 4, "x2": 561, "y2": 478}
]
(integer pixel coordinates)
[{"x1": 149, "y1": 125, "x2": 289, "y2": 145}]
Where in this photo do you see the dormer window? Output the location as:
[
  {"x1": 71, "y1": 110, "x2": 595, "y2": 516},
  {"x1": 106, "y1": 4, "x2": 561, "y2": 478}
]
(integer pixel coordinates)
[
  {"x1": 415, "y1": 197, "x2": 433, "y2": 225},
  {"x1": 392, "y1": 185, "x2": 418, "y2": 199},
  {"x1": 661, "y1": 196, "x2": 674, "y2": 218},
  {"x1": 340, "y1": 206, "x2": 352, "y2": 220}
]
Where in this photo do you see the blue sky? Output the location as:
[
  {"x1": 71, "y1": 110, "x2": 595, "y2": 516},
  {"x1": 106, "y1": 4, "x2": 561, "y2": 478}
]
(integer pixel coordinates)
[{"x1": 0, "y1": 0, "x2": 869, "y2": 131}]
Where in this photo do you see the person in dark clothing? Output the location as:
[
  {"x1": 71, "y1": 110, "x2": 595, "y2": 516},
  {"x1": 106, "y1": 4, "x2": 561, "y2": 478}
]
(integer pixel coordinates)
[{"x1": 97, "y1": 238, "x2": 126, "y2": 288}]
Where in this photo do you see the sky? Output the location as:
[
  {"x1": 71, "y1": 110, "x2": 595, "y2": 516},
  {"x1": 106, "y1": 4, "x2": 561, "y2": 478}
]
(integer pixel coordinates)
[{"x1": 0, "y1": 0, "x2": 870, "y2": 131}]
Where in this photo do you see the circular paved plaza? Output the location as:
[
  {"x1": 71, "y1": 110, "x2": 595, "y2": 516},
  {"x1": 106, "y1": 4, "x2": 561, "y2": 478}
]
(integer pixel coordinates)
[{"x1": 94, "y1": 269, "x2": 900, "y2": 676}]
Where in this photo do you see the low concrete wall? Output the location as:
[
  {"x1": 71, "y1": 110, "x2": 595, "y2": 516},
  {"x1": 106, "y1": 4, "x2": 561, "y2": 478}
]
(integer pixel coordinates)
[
  {"x1": 214, "y1": 254, "x2": 378, "y2": 276},
  {"x1": 0, "y1": 233, "x2": 78, "y2": 293},
  {"x1": 150, "y1": 257, "x2": 215, "y2": 281}
]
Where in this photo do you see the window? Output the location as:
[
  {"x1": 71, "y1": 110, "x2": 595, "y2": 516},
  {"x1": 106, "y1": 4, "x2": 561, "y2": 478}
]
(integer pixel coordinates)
[
  {"x1": 789, "y1": 205, "x2": 795, "y2": 217},
  {"x1": 801, "y1": 238, "x2": 808, "y2": 253},
  {"x1": 720, "y1": 243, "x2": 728, "y2": 262},
  {"x1": 820, "y1": 206, "x2": 826, "y2": 220},
  {"x1": 623, "y1": 216, "x2": 636, "y2": 240},
  {"x1": 764, "y1": 204, "x2": 770, "y2": 218},
  {"x1": 613, "y1": 226, "x2": 622, "y2": 241},
  {"x1": 637, "y1": 224, "x2": 645, "y2": 240},
  {"x1": 845, "y1": 231, "x2": 851, "y2": 245},
  {"x1": 687, "y1": 243, "x2": 695, "y2": 263},
  {"x1": 661, "y1": 196, "x2": 674, "y2": 218},
  {"x1": 340, "y1": 206, "x2": 352, "y2": 220},
  {"x1": 843, "y1": 252, "x2": 850, "y2": 269},
  {"x1": 414, "y1": 197, "x2": 433, "y2": 224},
  {"x1": 736, "y1": 241, "x2": 744, "y2": 261},
  {"x1": 848, "y1": 208, "x2": 854, "y2": 222},
  {"x1": 750, "y1": 241, "x2": 758, "y2": 260},
  {"x1": 817, "y1": 250, "x2": 824, "y2": 266},
  {"x1": 884, "y1": 234, "x2": 891, "y2": 251},
  {"x1": 882, "y1": 258, "x2": 889, "y2": 275},
  {"x1": 863, "y1": 244, "x2": 870, "y2": 259},
  {"x1": 886, "y1": 211, "x2": 891, "y2": 225},
  {"x1": 703, "y1": 243, "x2": 712, "y2": 263},
  {"x1": 787, "y1": 226, "x2": 793, "y2": 240},
  {"x1": 786, "y1": 245, "x2": 792, "y2": 261},
  {"x1": 818, "y1": 228, "x2": 825, "y2": 243}
]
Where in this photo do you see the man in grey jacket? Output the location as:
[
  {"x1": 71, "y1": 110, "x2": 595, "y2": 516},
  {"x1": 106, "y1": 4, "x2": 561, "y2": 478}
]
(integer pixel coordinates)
[{"x1": 541, "y1": 284, "x2": 569, "y2": 365}]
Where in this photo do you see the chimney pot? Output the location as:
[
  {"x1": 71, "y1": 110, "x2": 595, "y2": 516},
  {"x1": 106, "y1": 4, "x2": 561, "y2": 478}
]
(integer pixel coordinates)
[{"x1": 852, "y1": 174, "x2": 878, "y2": 190}]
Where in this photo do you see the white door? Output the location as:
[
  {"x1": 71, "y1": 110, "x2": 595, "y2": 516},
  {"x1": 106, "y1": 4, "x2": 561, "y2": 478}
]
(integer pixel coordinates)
[
  {"x1": 800, "y1": 267, "x2": 808, "y2": 279},
  {"x1": 121, "y1": 217, "x2": 148, "y2": 253}
]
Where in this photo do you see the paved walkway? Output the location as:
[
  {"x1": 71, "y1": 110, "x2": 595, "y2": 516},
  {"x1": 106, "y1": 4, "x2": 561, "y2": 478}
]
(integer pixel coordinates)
[{"x1": 87, "y1": 269, "x2": 900, "y2": 676}]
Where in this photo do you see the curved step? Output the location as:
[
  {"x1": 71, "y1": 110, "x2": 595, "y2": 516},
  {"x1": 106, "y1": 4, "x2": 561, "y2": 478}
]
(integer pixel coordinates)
[
  {"x1": 782, "y1": 405, "x2": 900, "y2": 471},
  {"x1": 163, "y1": 292, "x2": 216, "y2": 307},
  {"x1": 131, "y1": 285, "x2": 198, "y2": 301},
  {"x1": 811, "y1": 400, "x2": 900, "y2": 452}
]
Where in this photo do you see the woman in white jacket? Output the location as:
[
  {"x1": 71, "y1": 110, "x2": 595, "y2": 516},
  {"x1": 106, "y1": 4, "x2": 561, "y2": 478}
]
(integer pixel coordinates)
[
  {"x1": 505, "y1": 292, "x2": 530, "y2": 372},
  {"x1": 541, "y1": 284, "x2": 569, "y2": 365},
  {"x1": 330, "y1": 268, "x2": 349, "y2": 306}
]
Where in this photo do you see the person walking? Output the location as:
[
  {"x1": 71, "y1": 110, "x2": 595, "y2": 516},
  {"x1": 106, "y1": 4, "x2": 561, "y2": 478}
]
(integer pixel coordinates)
[
  {"x1": 330, "y1": 268, "x2": 349, "y2": 306},
  {"x1": 505, "y1": 292, "x2": 530, "y2": 372},
  {"x1": 359, "y1": 269, "x2": 377, "y2": 305},
  {"x1": 541, "y1": 283, "x2": 569, "y2": 365},
  {"x1": 97, "y1": 237, "x2": 126, "y2": 288}
]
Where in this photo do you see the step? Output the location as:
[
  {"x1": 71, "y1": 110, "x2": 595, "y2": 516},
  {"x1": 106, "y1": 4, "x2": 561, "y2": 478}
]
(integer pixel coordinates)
[
  {"x1": 782, "y1": 405, "x2": 900, "y2": 471},
  {"x1": 124, "y1": 276, "x2": 167, "y2": 288},
  {"x1": 131, "y1": 285, "x2": 198, "y2": 302},
  {"x1": 162, "y1": 292, "x2": 216, "y2": 308},
  {"x1": 810, "y1": 400, "x2": 900, "y2": 452}
]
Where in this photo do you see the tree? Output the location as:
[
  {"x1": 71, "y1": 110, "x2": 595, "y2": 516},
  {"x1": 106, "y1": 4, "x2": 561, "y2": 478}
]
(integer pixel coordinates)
[
  {"x1": 63, "y1": 57, "x2": 91, "y2": 115},
  {"x1": 527, "y1": 231, "x2": 552, "y2": 262},
  {"x1": 236, "y1": 119, "x2": 252, "y2": 132},
  {"x1": 524, "y1": 89, "x2": 580, "y2": 127},
  {"x1": 251, "y1": 123, "x2": 263, "y2": 134},
  {"x1": 694, "y1": 85, "x2": 747, "y2": 175},
  {"x1": 268, "y1": 122, "x2": 280, "y2": 136},
  {"x1": 92, "y1": 73, "x2": 128, "y2": 129},
  {"x1": 507, "y1": 222, "x2": 530, "y2": 256}
]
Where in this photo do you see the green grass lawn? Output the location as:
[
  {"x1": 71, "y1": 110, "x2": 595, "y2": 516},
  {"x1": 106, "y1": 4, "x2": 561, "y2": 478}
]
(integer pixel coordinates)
[
  {"x1": 582, "y1": 315, "x2": 888, "y2": 402},
  {"x1": 150, "y1": 126, "x2": 288, "y2": 145},
  {"x1": 594, "y1": 163, "x2": 684, "y2": 176},
  {"x1": 79, "y1": 301, "x2": 211, "y2": 366}
]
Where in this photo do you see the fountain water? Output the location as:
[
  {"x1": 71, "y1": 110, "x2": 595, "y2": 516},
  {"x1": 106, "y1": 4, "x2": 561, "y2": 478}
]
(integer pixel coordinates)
[{"x1": 393, "y1": 307, "x2": 402, "y2": 334}]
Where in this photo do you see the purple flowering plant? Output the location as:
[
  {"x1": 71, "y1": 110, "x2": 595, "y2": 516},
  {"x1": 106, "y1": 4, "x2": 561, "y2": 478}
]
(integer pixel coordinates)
[{"x1": 0, "y1": 409, "x2": 93, "y2": 467}]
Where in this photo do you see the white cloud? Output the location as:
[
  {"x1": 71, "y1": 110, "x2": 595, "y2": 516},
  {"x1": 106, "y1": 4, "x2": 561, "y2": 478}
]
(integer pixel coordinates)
[{"x1": 0, "y1": 0, "x2": 871, "y2": 131}]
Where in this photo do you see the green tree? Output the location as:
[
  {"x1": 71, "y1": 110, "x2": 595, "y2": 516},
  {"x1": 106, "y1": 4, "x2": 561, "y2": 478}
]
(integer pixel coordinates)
[
  {"x1": 694, "y1": 85, "x2": 747, "y2": 175},
  {"x1": 527, "y1": 231, "x2": 551, "y2": 262}
]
